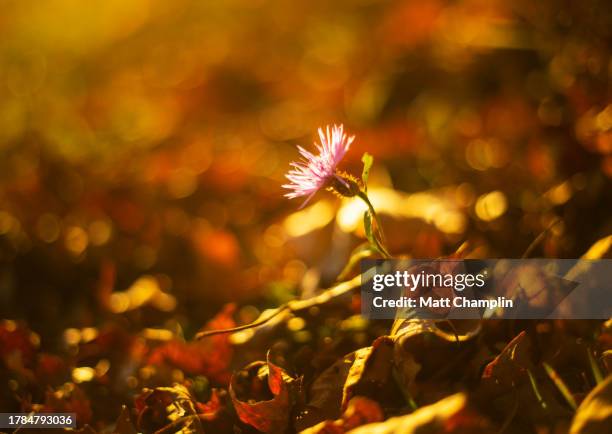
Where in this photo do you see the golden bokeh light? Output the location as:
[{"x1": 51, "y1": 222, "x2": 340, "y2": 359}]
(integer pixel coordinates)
[
  {"x1": 36, "y1": 213, "x2": 61, "y2": 243},
  {"x1": 475, "y1": 191, "x2": 508, "y2": 221},
  {"x1": 88, "y1": 219, "x2": 113, "y2": 246},
  {"x1": 109, "y1": 275, "x2": 176, "y2": 314},
  {"x1": 337, "y1": 188, "x2": 466, "y2": 235},
  {"x1": 0, "y1": 1, "x2": 609, "y2": 430},
  {"x1": 64, "y1": 226, "x2": 88, "y2": 255},
  {"x1": 72, "y1": 367, "x2": 95, "y2": 383},
  {"x1": 283, "y1": 200, "x2": 335, "y2": 238}
]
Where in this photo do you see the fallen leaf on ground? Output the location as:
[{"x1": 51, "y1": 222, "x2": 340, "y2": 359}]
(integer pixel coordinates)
[
  {"x1": 570, "y1": 374, "x2": 612, "y2": 434},
  {"x1": 230, "y1": 352, "x2": 298, "y2": 433},
  {"x1": 299, "y1": 397, "x2": 384, "y2": 434},
  {"x1": 135, "y1": 383, "x2": 203, "y2": 433},
  {"x1": 345, "y1": 393, "x2": 490, "y2": 434}
]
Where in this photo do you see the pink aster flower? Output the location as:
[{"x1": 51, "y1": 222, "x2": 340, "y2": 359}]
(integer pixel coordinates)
[{"x1": 283, "y1": 124, "x2": 355, "y2": 207}]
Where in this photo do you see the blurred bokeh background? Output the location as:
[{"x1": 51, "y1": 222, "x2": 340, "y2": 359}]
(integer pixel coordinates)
[{"x1": 0, "y1": 0, "x2": 610, "y2": 347}]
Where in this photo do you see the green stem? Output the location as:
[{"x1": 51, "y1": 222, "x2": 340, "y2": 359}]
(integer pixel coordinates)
[
  {"x1": 543, "y1": 362, "x2": 577, "y2": 410},
  {"x1": 587, "y1": 347, "x2": 603, "y2": 385},
  {"x1": 357, "y1": 191, "x2": 391, "y2": 258},
  {"x1": 527, "y1": 369, "x2": 548, "y2": 410}
]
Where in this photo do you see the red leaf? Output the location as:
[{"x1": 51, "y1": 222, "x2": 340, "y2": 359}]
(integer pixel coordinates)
[
  {"x1": 230, "y1": 353, "x2": 298, "y2": 433},
  {"x1": 147, "y1": 304, "x2": 236, "y2": 382}
]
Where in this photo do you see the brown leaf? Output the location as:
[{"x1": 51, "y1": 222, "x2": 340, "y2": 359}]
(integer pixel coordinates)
[
  {"x1": 482, "y1": 331, "x2": 532, "y2": 387},
  {"x1": 299, "y1": 397, "x2": 384, "y2": 434},
  {"x1": 298, "y1": 337, "x2": 404, "y2": 433},
  {"x1": 478, "y1": 331, "x2": 573, "y2": 427},
  {"x1": 392, "y1": 341, "x2": 421, "y2": 403},
  {"x1": 391, "y1": 319, "x2": 481, "y2": 343},
  {"x1": 230, "y1": 352, "x2": 297, "y2": 433},
  {"x1": 298, "y1": 352, "x2": 357, "y2": 429},
  {"x1": 345, "y1": 393, "x2": 490, "y2": 434},
  {"x1": 340, "y1": 397, "x2": 385, "y2": 431},
  {"x1": 342, "y1": 337, "x2": 395, "y2": 411},
  {"x1": 391, "y1": 319, "x2": 480, "y2": 388},
  {"x1": 570, "y1": 374, "x2": 612, "y2": 434},
  {"x1": 135, "y1": 383, "x2": 203, "y2": 433},
  {"x1": 342, "y1": 347, "x2": 373, "y2": 410}
]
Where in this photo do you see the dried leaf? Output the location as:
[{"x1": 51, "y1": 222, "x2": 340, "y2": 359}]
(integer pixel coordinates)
[
  {"x1": 479, "y1": 331, "x2": 573, "y2": 426},
  {"x1": 300, "y1": 353, "x2": 357, "y2": 429},
  {"x1": 299, "y1": 397, "x2": 384, "y2": 434},
  {"x1": 570, "y1": 374, "x2": 612, "y2": 434},
  {"x1": 390, "y1": 319, "x2": 480, "y2": 402},
  {"x1": 135, "y1": 384, "x2": 203, "y2": 434},
  {"x1": 392, "y1": 341, "x2": 421, "y2": 406},
  {"x1": 391, "y1": 319, "x2": 481, "y2": 343},
  {"x1": 195, "y1": 388, "x2": 223, "y2": 420},
  {"x1": 230, "y1": 353, "x2": 297, "y2": 433},
  {"x1": 301, "y1": 340, "x2": 401, "y2": 431},
  {"x1": 581, "y1": 235, "x2": 612, "y2": 260},
  {"x1": 482, "y1": 331, "x2": 532, "y2": 386},
  {"x1": 342, "y1": 337, "x2": 395, "y2": 411},
  {"x1": 345, "y1": 393, "x2": 490, "y2": 434}
]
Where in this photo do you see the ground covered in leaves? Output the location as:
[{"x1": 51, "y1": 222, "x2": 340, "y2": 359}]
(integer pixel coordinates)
[
  {"x1": 1, "y1": 0, "x2": 612, "y2": 433},
  {"x1": 2, "y1": 303, "x2": 612, "y2": 433}
]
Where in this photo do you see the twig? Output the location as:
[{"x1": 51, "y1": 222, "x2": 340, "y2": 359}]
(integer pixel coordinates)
[
  {"x1": 196, "y1": 305, "x2": 291, "y2": 339},
  {"x1": 196, "y1": 272, "x2": 365, "y2": 339},
  {"x1": 521, "y1": 218, "x2": 560, "y2": 259}
]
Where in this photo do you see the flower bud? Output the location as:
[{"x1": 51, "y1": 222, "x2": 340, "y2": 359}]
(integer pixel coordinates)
[{"x1": 329, "y1": 172, "x2": 362, "y2": 198}]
